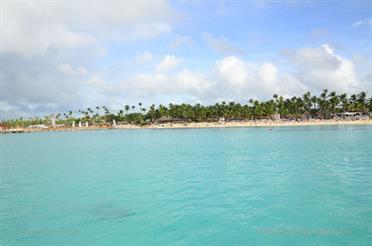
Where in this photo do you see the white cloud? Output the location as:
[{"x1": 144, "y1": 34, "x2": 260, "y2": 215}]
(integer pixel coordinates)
[
  {"x1": 177, "y1": 69, "x2": 215, "y2": 94},
  {"x1": 129, "y1": 23, "x2": 172, "y2": 41},
  {"x1": 13, "y1": 44, "x2": 363, "y2": 117},
  {"x1": 135, "y1": 52, "x2": 153, "y2": 63},
  {"x1": 282, "y1": 44, "x2": 360, "y2": 92},
  {"x1": 119, "y1": 54, "x2": 304, "y2": 102},
  {"x1": 0, "y1": 1, "x2": 175, "y2": 56},
  {"x1": 215, "y1": 56, "x2": 304, "y2": 98},
  {"x1": 0, "y1": 1, "x2": 177, "y2": 118},
  {"x1": 84, "y1": 75, "x2": 117, "y2": 97},
  {"x1": 57, "y1": 63, "x2": 75, "y2": 76},
  {"x1": 121, "y1": 73, "x2": 173, "y2": 96},
  {"x1": 77, "y1": 67, "x2": 88, "y2": 76},
  {"x1": 170, "y1": 35, "x2": 194, "y2": 49},
  {"x1": 216, "y1": 56, "x2": 249, "y2": 87},
  {"x1": 0, "y1": 55, "x2": 82, "y2": 109},
  {"x1": 57, "y1": 63, "x2": 88, "y2": 76},
  {"x1": 283, "y1": 44, "x2": 341, "y2": 70},
  {"x1": 256, "y1": 63, "x2": 304, "y2": 97},
  {"x1": 214, "y1": 44, "x2": 362, "y2": 100},
  {"x1": 120, "y1": 68, "x2": 215, "y2": 99},
  {"x1": 0, "y1": 101, "x2": 17, "y2": 112},
  {"x1": 155, "y1": 55, "x2": 183, "y2": 72},
  {"x1": 352, "y1": 18, "x2": 372, "y2": 28},
  {"x1": 0, "y1": 42, "x2": 368, "y2": 118},
  {"x1": 352, "y1": 21, "x2": 364, "y2": 28},
  {"x1": 204, "y1": 33, "x2": 246, "y2": 55}
]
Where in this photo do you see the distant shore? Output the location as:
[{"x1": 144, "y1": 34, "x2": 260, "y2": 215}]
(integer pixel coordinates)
[
  {"x1": 1, "y1": 119, "x2": 371, "y2": 134},
  {"x1": 144, "y1": 119, "x2": 372, "y2": 129}
]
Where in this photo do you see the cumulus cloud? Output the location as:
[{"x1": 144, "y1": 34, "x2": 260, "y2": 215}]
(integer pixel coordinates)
[
  {"x1": 134, "y1": 44, "x2": 361, "y2": 102},
  {"x1": 169, "y1": 35, "x2": 194, "y2": 49},
  {"x1": 128, "y1": 23, "x2": 172, "y2": 41},
  {"x1": 216, "y1": 56, "x2": 249, "y2": 88},
  {"x1": 0, "y1": 101, "x2": 17, "y2": 113},
  {"x1": 120, "y1": 69, "x2": 215, "y2": 99},
  {"x1": 0, "y1": 42, "x2": 368, "y2": 118},
  {"x1": 0, "y1": 1, "x2": 175, "y2": 56},
  {"x1": 57, "y1": 63, "x2": 75, "y2": 76},
  {"x1": 134, "y1": 52, "x2": 153, "y2": 63},
  {"x1": 215, "y1": 44, "x2": 364, "y2": 98},
  {"x1": 215, "y1": 56, "x2": 304, "y2": 98},
  {"x1": 362, "y1": 72, "x2": 372, "y2": 92},
  {"x1": 176, "y1": 69, "x2": 216, "y2": 94},
  {"x1": 117, "y1": 54, "x2": 305, "y2": 103},
  {"x1": 0, "y1": 13, "x2": 96, "y2": 56},
  {"x1": 57, "y1": 63, "x2": 88, "y2": 76},
  {"x1": 282, "y1": 44, "x2": 360, "y2": 92},
  {"x1": 0, "y1": 1, "x2": 177, "y2": 118},
  {"x1": 0, "y1": 55, "x2": 78, "y2": 103},
  {"x1": 204, "y1": 33, "x2": 246, "y2": 55},
  {"x1": 0, "y1": 54, "x2": 88, "y2": 120},
  {"x1": 123, "y1": 73, "x2": 172, "y2": 96},
  {"x1": 155, "y1": 55, "x2": 183, "y2": 72}
]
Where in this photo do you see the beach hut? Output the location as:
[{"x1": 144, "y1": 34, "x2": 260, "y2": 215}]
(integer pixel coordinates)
[
  {"x1": 157, "y1": 116, "x2": 174, "y2": 124},
  {"x1": 341, "y1": 112, "x2": 363, "y2": 119}
]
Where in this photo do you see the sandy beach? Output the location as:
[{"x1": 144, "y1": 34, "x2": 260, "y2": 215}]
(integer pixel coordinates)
[
  {"x1": 2, "y1": 119, "x2": 370, "y2": 134},
  {"x1": 143, "y1": 119, "x2": 372, "y2": 129}
]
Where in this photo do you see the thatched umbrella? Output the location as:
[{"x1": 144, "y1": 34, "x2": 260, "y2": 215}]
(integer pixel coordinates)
[{"x1": 157, "y1": 116, "x2": 174, "y2": 123}]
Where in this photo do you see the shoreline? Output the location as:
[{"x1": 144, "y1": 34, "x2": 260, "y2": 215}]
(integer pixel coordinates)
[
  {"x1": 144, "y1": 119, "x2": 372, "y2": 129},
  {"x1": 1, "y1": 119, "x2": 371, "y2": 134}
]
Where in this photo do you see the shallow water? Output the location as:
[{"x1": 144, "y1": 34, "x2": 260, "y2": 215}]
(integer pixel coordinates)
[{"x1": 0, "y1": 125, "x2": 371, "y2": 245}]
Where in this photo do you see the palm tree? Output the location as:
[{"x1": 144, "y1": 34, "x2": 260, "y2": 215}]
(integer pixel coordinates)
[
  {"x1": 4, "y1": 89, "x2": 370, "y2": 127},
  {"x1": 349, "y1": 94, "x2": 357, "y2": 112},
  {"x1": 318, "y1": 89, "x2": 329, "y2": 118},
  {"x1": 368, "y1": 97, "x2": 372, "y2": 112},
  {"x1": 149, "y1": 104, "x2": 156, "y2": 123},
  {"x1": 339, "y1": 93, "x2": 348, "y2": 112},
  {"x1": 357, "y1": 91, "x2": 367, "y2": 112},
  {"x1": 138, "y1": 102, "x2": 142, "y2": 112},
  {"x1": 328, "y1": 91, "x2": 339, "y2": 115},
  {"x1": 311, "y1": 95, "x2": 317, "y2": 110},
  {"x1": 118, "y1": 110, "x2": 124, "y2": 118},
  {"x1": 125, "y1": 105, "x2": 130, "y2": 115},
  {"x1": 302, "y1": 92, "x2": 311, "y2": 118}
]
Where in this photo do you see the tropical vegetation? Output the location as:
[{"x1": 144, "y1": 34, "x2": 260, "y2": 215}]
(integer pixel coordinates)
[{"x1": 1, "y1": 90, "x2": 371, "y2": 128}]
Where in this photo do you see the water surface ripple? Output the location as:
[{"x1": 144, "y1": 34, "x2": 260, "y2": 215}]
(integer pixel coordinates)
[{"x1": 0, "y1": 125, "x2": 371, "y2": 245}]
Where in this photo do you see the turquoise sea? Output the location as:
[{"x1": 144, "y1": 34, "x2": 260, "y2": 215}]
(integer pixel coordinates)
[{"x1": 0, "y1": 125, "x2": 371, "y2": 245}]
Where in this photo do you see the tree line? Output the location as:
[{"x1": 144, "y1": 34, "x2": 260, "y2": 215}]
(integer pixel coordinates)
[{"x1": 2, "y1": 90, "x2": 371, "y2": 128}]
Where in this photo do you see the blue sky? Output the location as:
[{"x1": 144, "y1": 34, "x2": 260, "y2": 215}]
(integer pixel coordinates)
[
  {"x1": 0, "y1": 0, "x2": 371, "y2": 118},
  {"x1": 102, "y1": 2, "x2": 371, "y2": 66}
]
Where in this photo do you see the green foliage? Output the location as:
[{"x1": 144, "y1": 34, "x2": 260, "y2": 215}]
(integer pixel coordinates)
[{"x1": 1, "y1": 90, "x2": 370, "y2": 128}]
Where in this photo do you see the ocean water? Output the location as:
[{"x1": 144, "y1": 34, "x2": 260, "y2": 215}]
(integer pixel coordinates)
[{"x1": 0, "y1": 125, "x2": 371, "y2": 245}]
